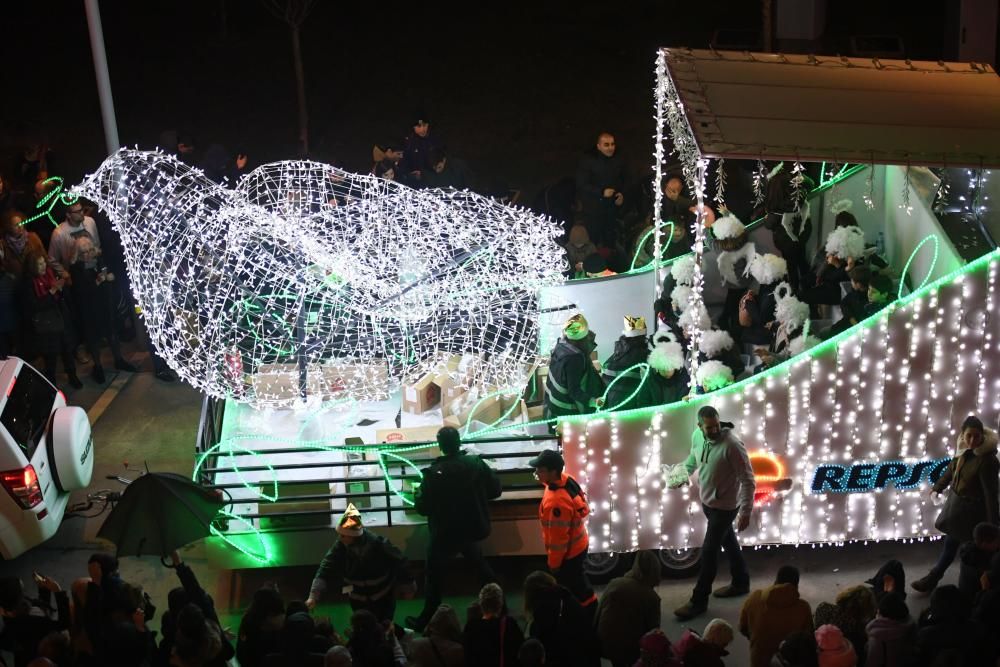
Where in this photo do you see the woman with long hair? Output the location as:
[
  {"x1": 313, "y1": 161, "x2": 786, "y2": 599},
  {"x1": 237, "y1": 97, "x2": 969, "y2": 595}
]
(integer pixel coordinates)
[{"x1": 913, "y1": 415, "x2": 1000, "y2": 593}]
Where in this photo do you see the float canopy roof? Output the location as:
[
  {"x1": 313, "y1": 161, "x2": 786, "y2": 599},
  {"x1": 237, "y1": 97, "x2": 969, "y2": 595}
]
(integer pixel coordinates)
[{"x1": 662, "y1": 48, "x2": 1000, "y2": 168}]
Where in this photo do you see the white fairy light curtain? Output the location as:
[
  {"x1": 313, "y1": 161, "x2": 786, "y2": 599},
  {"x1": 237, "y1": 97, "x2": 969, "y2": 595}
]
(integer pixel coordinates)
[
  {"x1": 564, "y1": 252, "x2": 1000, "y2": 551},
  {"x1": 75, "y1": 150, "x2": 565, "y2": 408}
]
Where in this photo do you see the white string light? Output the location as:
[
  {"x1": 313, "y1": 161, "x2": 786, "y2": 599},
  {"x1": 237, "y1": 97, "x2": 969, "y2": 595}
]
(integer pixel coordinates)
[{"x1": 75, "y1": 149, "x2": 565, "y2": 408}]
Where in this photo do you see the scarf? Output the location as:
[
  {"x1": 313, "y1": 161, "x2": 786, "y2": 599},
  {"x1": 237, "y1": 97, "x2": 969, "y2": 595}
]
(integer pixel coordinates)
[
  {"x1": 5, "y1": 232, "x2": 26, "y2": 257},
  {"x1": 32, "y1": 267, "x2": 59, "y2": 299}
]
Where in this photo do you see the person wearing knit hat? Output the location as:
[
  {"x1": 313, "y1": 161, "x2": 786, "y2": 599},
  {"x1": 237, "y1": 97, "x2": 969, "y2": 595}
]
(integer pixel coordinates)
[
  {"x1": 673, "y1": 620, "x2": 733, "y2": 667},
  {"x1": 601, "y1": 316, "x2": 660, "y2": 411},
  {"x1": 815, "y1": 624, "x2": 857, "y2": 667},
  {"x1": 564, "y1": 225, "x2": 598, "y2": 279},
  {"x1": 306, "y1": 503, "x2": 415, "y2": 623},
  {"x1": 636, "y1": 629, "x2": 683, "y2": 666},
  {"x1": 544, "y1": 313, "x2": 605, "y2": 420}
]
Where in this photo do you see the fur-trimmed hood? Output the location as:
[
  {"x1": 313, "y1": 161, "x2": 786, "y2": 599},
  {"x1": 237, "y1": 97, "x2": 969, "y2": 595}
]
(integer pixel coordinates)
[{"x1": 955, "y1": 427, "x2": 999, "y2": 456}]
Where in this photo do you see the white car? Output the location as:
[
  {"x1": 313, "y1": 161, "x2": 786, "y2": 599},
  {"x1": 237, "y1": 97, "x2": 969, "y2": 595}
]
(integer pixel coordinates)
[{"x1": 0, "y1": 358, "x2": 93, "y2": 559}]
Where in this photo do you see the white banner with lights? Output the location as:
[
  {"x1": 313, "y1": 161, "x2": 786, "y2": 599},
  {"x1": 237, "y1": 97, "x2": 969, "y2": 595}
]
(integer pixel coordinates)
[{"x1": 561, "y1": 251, "x2": 1000, "y2": 551}]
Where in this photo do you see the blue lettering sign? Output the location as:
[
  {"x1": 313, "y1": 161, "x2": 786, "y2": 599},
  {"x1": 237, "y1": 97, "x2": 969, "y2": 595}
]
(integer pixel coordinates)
[{"x1": 811, "y1": 458, "x2": 950, "y2": 494}]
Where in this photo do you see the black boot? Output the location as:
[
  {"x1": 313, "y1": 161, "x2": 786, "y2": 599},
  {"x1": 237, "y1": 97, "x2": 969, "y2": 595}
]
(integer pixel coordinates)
[{"x1": 92, "y1": 364, "x2": 106, "y2": 384}]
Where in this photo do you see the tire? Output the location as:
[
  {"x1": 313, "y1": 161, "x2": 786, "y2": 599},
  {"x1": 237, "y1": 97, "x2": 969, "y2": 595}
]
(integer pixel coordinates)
[
  {"x1": 657, "y1": 547, "x2": 702, "y2": 578},
  {"x1": 47, "y1": 406, "x2": 94, "y2": 493},
  {"x1": 583, "y1": 551, "x2": 629, "y2": 583}
]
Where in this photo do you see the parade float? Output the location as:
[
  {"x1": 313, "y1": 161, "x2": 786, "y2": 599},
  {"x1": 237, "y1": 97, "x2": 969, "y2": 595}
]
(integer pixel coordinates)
[{"x1": 76, "y1": 49, "x2": 1000, "y2": 575}]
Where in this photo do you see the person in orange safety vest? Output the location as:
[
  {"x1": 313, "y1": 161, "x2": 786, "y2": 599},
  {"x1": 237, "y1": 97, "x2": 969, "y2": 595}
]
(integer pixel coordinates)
[{"x1": 529, "y1": 449, "x2": 597, "y2": 607}]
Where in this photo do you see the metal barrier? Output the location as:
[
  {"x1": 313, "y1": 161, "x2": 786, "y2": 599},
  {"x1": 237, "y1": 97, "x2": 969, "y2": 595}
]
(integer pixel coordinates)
[{"x1": 194, "y1": 395, "x2": 559, "y2": 528}]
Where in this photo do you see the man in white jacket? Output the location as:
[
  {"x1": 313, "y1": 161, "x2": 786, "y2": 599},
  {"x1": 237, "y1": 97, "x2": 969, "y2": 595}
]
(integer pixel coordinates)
[{"x1": 673, "y1": 405, "x2": 756, "y2": 620}]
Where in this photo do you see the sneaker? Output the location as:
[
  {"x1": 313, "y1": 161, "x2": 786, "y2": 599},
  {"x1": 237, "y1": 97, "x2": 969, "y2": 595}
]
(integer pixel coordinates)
[
  {"x1": 92, "y1": 365, "x2": 106, "y2": 384},
  {"x1": 673, "y1": 601, "x2": 707, "y2": 621},
  {"x1": 911, "y1": 573, "x2": 940, "y2": 594},
  {"x1": 713, "y1": 584, "x2": 751, "y2": 598},
  {"x1": 404, "y1": 615, "x2": 427, "y2": 633},
  {"x1": 115, "y1": 359, "x2": 138, "y2": 373},
  {"x1": 67, "y1": 374, "x2": 83, "y2": 390}
]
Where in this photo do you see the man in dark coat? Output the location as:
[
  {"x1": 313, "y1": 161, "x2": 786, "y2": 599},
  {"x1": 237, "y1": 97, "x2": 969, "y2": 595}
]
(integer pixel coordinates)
[
  {"x1": 602, "y1": 315, "x2": 656, "y2": 411},
  {"x1": 0, "y1": 574, "x2": 70, "y2": 667},
  {"x1": 401, "y1": 113, "x2": 443, "y2": 186},
  {"x1": 575, "y1": 132, "x2": 625, "y2": 248},
  {"x1": 406, "y1": 426, "x2": 502, "y2": 632},
  {"x1": 544, "y1": 314, "x2": 605, "y2": 419},
  {"x1": 305, "y1": 504, "x2": 414, "y2": 623}
]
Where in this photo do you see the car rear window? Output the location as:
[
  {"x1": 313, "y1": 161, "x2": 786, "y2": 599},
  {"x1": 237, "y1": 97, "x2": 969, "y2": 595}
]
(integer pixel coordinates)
[{"x1": 1, "y1": 367, "x2": 57, "y2": 459}]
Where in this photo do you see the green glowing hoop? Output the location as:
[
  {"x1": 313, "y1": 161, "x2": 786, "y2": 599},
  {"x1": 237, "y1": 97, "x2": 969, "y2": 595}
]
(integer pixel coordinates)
[
  {"x1": 210, "y1": 509, "x2": 271, "y2": 564},
  {"x1": 898, "y1": 234, "x2": 940, "y2": 301},
  {"x1": 462, "y1": 388, "x2": 525, "y2": 437},
  {"x1": 629, "y1": 222, "x2": 675, "y2": 272},
  {"x1": 378, "y1": 450, "x2": 426, "y2": 506},
  {"x1": 597, "y1": 362, "x2": 653, "y2": 413}
]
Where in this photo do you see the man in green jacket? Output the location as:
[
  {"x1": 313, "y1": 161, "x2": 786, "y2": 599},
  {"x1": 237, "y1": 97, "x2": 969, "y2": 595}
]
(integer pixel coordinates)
[{"x1": 305, "y1": 504, "x2": 414, "y2": 623}]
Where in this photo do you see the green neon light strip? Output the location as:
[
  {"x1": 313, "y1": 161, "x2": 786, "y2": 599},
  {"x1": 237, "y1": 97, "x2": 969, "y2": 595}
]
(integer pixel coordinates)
[
  {"x1": 629, "y1": 222, "x2": 674, "y2": 272},
  {"x1": 21, "y1": 177, "x2": 79, "y2": 229},
  {"x1": 466, "y1": 247, "x2": 1000, "y2": 438},
  {"x1": 377, "y1": 450, "x2": 424, "y2": 506},
  {"x1": 899, "y1": 235, "x2": 940, "y2": 301},
  {"x1": 209, "y1": 509, "x2": 272, "y2": 564},
  {"x1": 462, "y1": 387, "x2": 528, "y2": 436},
  {"x1": 599, "y1": 362, "x2": 653, "y2": 412}
]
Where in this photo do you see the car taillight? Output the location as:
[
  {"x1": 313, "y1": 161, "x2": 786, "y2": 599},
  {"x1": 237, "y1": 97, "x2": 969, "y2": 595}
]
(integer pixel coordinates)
[{"x1": 1, "y1": 465, "x2": 43, "y2": 509}]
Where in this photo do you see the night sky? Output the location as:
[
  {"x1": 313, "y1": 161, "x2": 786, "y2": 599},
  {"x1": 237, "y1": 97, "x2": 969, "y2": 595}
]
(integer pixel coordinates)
[{"x1": 4, "y1": 1, "x2": 958, "y2": 198}]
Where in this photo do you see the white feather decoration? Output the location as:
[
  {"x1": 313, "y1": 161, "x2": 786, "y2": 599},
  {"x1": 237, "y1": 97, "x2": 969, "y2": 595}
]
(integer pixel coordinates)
[
  {"x1": 788, "y1": 334, "x2": 820, "y2": 356},
  {"x1": 699, "y1": 329, "x2": 734, "y2": 358},
  {"x1": 825, "y1": 225, "x2": 866, "y2": 260},
  {"x1": 696, "y1": 360, "x2": 734, "y2": 391},
  {"x1": 648, "y1": 341, "x2": 685, "y2": 373},
  {"x1": 830, "y1": 199, "x2": 854, "y2": 215},
  {"x1": 749, "y1": 253, "x2": 788, "y2": 285},
  {"x1": 775, "y1": 292, "x2": 809, "y2": 330},
  {"x1": 671, "y1": 285, "x2": 692, "y2": 311},
  {"x1": 678, "y1": 302, "x2": 711, "y2": 332},
  {"x1": 717, "y1": 243, "x2": 756, "y2": 286},
  {"x1": 670, "y1": 255, "x2": 696, "y2": 286},
  {"x1": 711, "y1": 213, "x2": 746, "y2": 240}
]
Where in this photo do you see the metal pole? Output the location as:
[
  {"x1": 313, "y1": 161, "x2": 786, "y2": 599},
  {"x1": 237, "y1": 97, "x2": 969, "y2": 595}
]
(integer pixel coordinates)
[{"x1": 84, "y1": 0, "x2": 121, "y2": 155}]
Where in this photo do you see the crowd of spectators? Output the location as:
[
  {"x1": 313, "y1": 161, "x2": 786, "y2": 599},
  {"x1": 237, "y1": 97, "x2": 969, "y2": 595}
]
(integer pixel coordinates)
[{"x1": 5, "y1": 542, "x2": 999, "y2": 667}]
